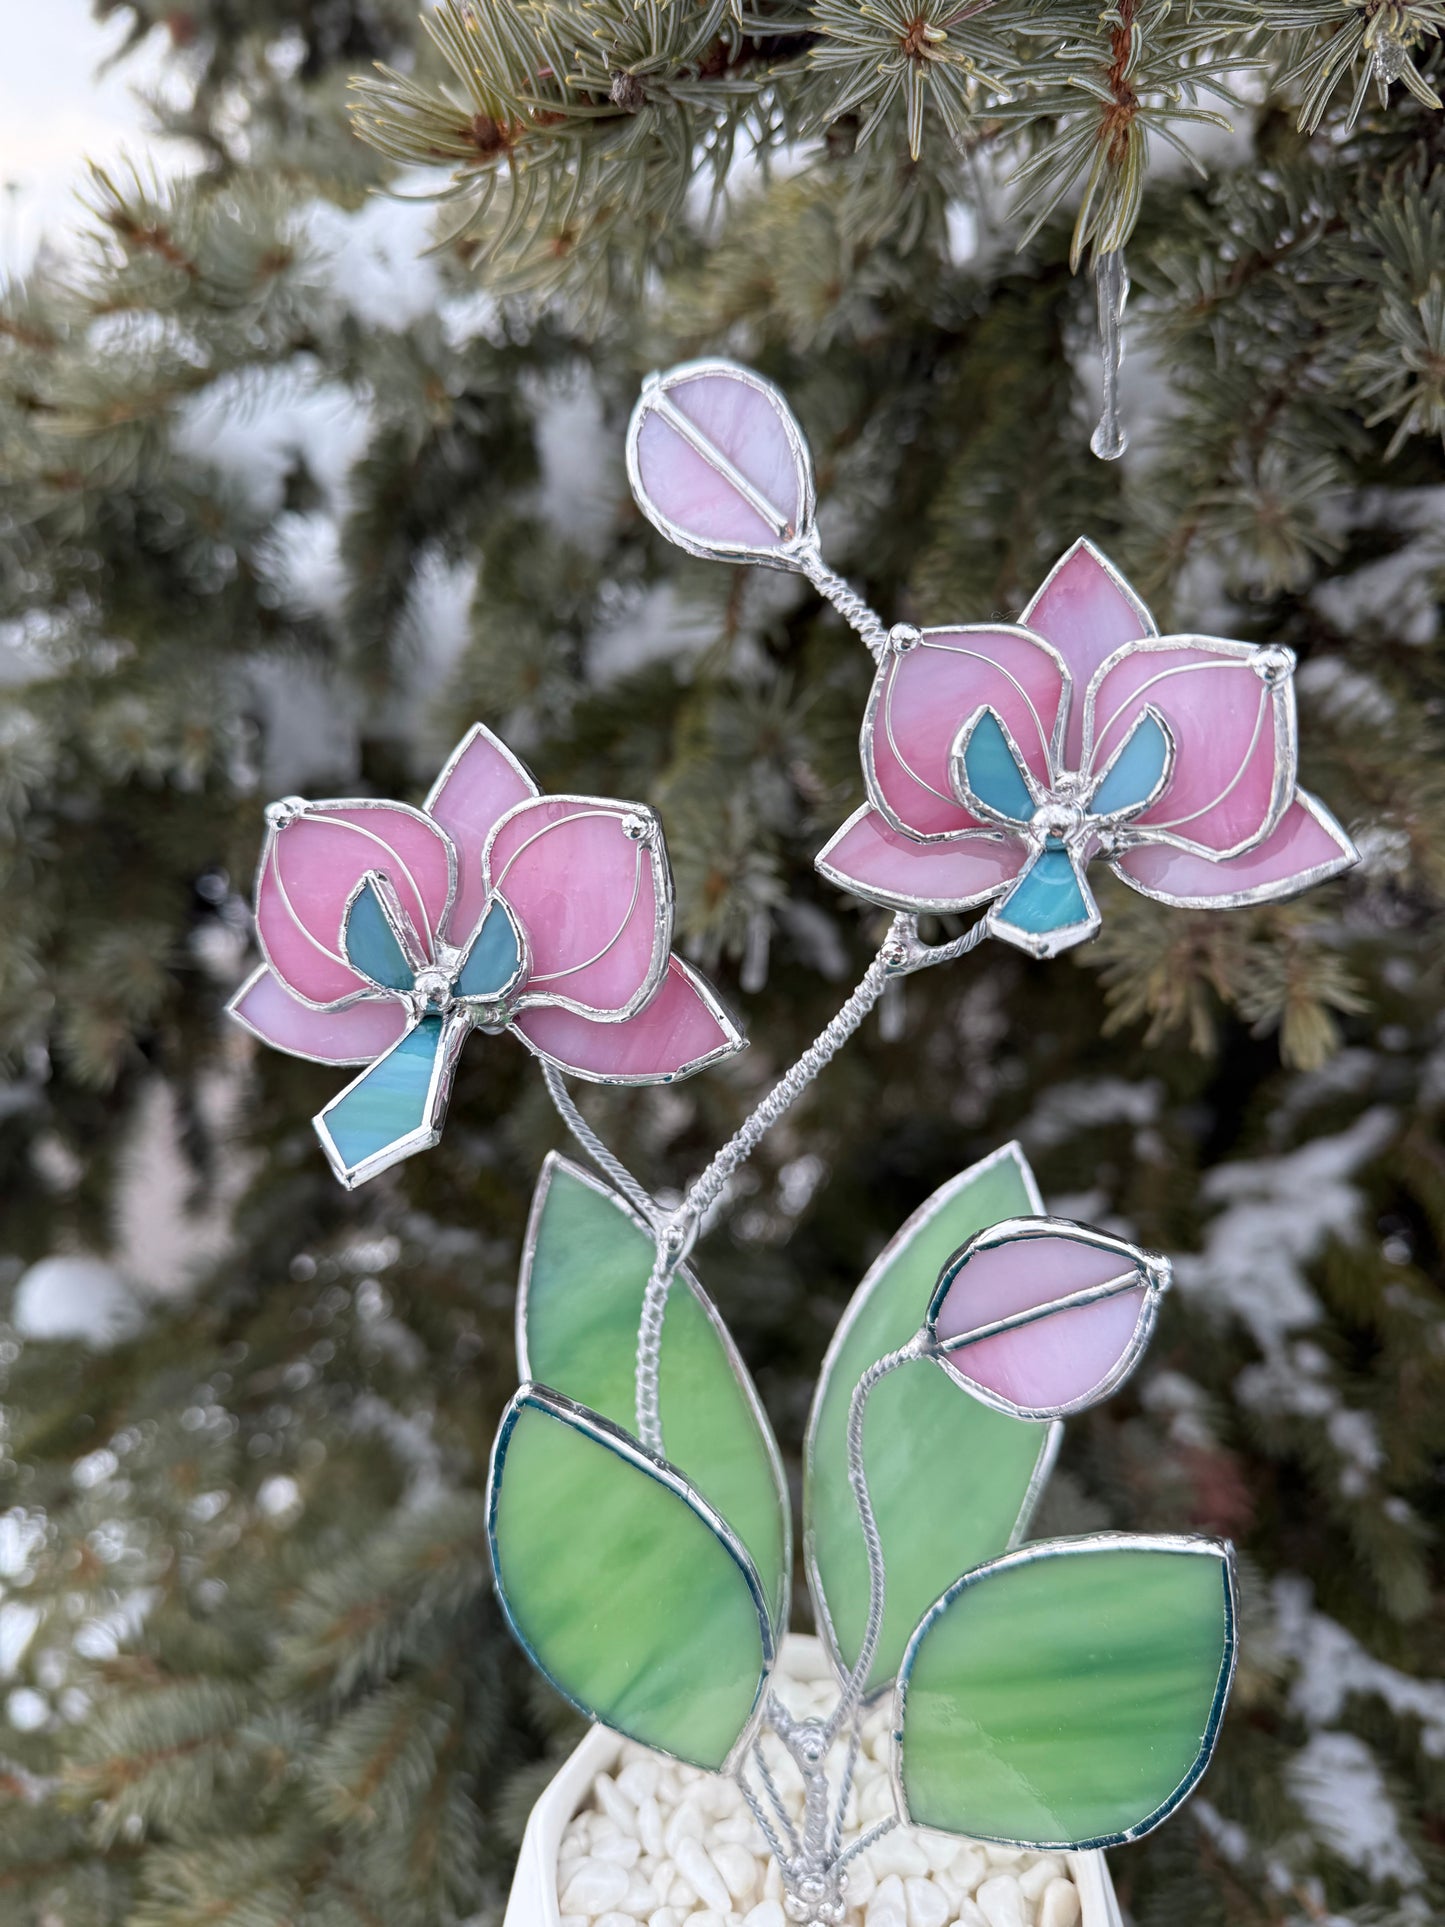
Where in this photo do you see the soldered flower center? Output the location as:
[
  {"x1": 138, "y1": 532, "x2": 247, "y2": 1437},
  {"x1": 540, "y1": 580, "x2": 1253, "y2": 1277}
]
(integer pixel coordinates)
[{"x1": 1031, "y1": 796, "x2": 1084, "y2": 841}]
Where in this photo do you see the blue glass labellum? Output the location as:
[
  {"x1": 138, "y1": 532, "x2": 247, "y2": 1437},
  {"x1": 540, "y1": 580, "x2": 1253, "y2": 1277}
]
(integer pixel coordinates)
[
  {"x1": 315, "y1": 1014, "x2": 465, "y2": 1188},
  {"x1": 993, "y1": 841, "x2": 1094, "y2": 942}
]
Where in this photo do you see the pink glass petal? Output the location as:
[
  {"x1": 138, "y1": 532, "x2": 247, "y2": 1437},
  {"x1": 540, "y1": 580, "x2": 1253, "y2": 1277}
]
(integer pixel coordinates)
[
  {"x1": 1085, "y1": 641, "x2": 1290, "y2": 856},
  {"x1": 934, "y1": 1231, "x2": 1151, "y2": 1418},
  {"x1": 512, "y1": 956, "x2": 742, "y2": 1084},
  {"x1": 865, "y1": 629, "x2": 1067, "y2": 839},
  {"x1": 255, "y1": 802, "x2": 454, "y2": 1008},
  {"x1": 425, "y1": 724, "x2": 538, "y2": 940},
  {"x1": 1114, "y1": 789, "x2": 1357, "y2": 908},
  {"x1": 815, "y1": 805, "x2": 1024, "y2": 913},
  {"x1": 633, "y1": 368, "x2": 808, "y2": 555},
  {"x1": 488, "y1": 796, "x2": 669, "y2": 1017},
  {"x1": 1023, "y1": 542, "x2": 1155, "y2": 766},
  {"x1": 228, "y1": 966, "x2": 410, "y2": 1064}
]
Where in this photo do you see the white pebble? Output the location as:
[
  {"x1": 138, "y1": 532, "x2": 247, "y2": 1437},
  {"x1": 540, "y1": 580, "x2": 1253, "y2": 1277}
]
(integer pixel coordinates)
[
  {"x1": 560, "y1": 1917, "x2": 588, "y2": 1927},
  {"x1": 681, "y1": 1915, "x2": 728, "y2": 1927},
  {"x1": 638, "y1": 1795, "x2": 665, "y2": 1858},
  {"x1": 561, "y1": 1859, "x2": 630, "y2": 1915},
  {"x1": 955, "y1": 1904, "x2": 987, "y2": 1927},
  {"x1": 674, "y1": 1838, "x2": 733, "y2": 1915},
  {"x1": 1018, "y1": 1857, "x2": 1064, "y2": 1902},
  {"x1": 617, "y1": 1759, "x2": 661, "y2": 1803},
  {"x1": 594, "y1": 1834, "x2": 641, "y2": 1867},
  {"x1": 1038, "y1": 1877, "x2": 1082, "y2": 1927},
  {"x1": 668, "y1": 1877, "x2": 696, "y2": 1910},
  {"x1": 949, "y1": 1845, "x2": 987, "y2": 1892},
  {"x1": 868, "y1": 1832, "x2": 930, "y2": 1881},
  {"x1": 983, "y1": 1845, "x2": 1026, "y2": 1867},
  {"x1": 743, "y1": 1904, "x2": 785, "y2": 1927},
  {"x1": 596, "y1": 1914, "x2": 638, "y2": 1927},
  {"x1": 975, "y1": 1873, "x2": 1028, "y2": 1927},
  {"x1": 860, "y1": 1774, "x2": 896, "y2": 1824},
  {"x1": 624, "y1": 1871, "x2": 663, "y2": 1913},
  {"x1": 844, "y1": 1856, "x2": 876, "y2": 1907},
  {"x1": 596, "y1": 1773, "x2": 638, "y2": 1830},
  {"x1": 904, "y1": 1873, "x2": 950, "y2": 1927},
  {"x1": 916, "y1": 1831, "x2": 958, "y2": 1874},
  {"x1": 712, "y1": 1841, "x2": 760, "y2": 1904},
  {"x1": 648, "y1": 1912, "x2": 683, "y2": 1927},
  {"x1": 665, "y1": 1799, "x2": 706, "y2": 1857},
  {"x1": 714, "y1": 1812, "x2": 761, "y2": 1845},
  {"x1": 866, "y1": 1873, "x2": 909, "y2": 1927}
]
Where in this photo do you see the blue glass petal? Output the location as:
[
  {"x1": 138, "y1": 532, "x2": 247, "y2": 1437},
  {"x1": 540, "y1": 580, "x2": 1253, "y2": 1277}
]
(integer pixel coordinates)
[
  {"x1": 343, "y1": 877, "x2": 416, "y2": 991},
  {"x1": 994, "y1": 842, "x2": 1090, "y2": 937},
  {"x1": 1088, "y1": 711, "x2": 1170, "y2": 818},
  {"x1": 318, "y1": 1016, "x2": 446, "y2": 1180},
  {"x1": 961, "y1": 711, "x2": 1036, "y2": 825},
  {"x1": 455, "y1": 897, "x2": 523, "y2": 1001}
]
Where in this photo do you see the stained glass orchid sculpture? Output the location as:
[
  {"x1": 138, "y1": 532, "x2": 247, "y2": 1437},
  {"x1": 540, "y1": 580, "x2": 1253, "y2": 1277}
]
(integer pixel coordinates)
[
  {"x1": 228, "y1": 724, "x2": 741, "y2": 1187},
  {"x1": 233, "y1": 360, "x2": 1360, "y2": 1924}
]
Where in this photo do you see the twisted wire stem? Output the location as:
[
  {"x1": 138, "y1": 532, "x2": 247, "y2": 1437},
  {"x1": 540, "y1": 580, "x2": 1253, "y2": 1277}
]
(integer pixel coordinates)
[
  {"x1": 633, "y1": 914, "x2": 912, "y2": 1449},
  {"x1": 794, "y1": 543, "x2": 890, "y2": 662},
  {"x1": 540, "y1": 1061, "x2": 660, "y2": 1227},
  {"x1": 828, "y1": 1338, "x2": 928, "y2": 1742}
]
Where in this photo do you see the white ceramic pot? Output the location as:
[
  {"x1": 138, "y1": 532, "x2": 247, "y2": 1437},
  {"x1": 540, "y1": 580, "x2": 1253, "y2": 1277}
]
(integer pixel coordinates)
[{"x1": 505, "y1": 1637, "x2": 1124, "y2": 1927}]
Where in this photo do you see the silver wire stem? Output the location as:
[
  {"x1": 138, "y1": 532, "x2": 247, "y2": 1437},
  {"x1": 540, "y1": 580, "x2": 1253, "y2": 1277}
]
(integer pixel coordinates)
[
  {"x1": 539, "y1": 1060, "x2": 661, "y2": 1228},
  {"x1": 633, "y1": 913, "x2": 914, "y2": 1448},
  {"x1": 828, "y1": 1337, "x2": 929, "y2": 1741},
  {"x1": 791, "y1": 536, "x2": 890, "y2": 662},
  {"x1": 1090, "y1": 247, "x2": 1130, "y2": 463}
]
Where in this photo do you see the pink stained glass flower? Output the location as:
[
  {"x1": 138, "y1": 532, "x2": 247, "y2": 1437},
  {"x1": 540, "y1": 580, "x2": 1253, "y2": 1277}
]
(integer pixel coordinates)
[
  {"x1": 816, "y1": 541, "x2": 1359, "y2": 959},
  {"x1": 228, "y1": 724, "x2": 744, "y2": 1188},
  {"x1": 927, "y1": 1216, "x2": 1170, "y2": 1421}
]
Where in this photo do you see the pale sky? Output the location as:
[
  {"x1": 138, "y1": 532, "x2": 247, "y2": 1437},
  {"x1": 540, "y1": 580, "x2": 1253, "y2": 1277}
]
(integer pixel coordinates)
[{"x1": 1, "y1": 0, "x2": 171, "y2": 273}]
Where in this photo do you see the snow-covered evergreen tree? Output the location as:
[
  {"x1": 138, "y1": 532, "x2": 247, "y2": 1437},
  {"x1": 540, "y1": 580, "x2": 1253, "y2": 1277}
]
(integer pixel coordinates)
[{"x1": 2, "y1": 3, "x2": 1443, "y2": 1921}]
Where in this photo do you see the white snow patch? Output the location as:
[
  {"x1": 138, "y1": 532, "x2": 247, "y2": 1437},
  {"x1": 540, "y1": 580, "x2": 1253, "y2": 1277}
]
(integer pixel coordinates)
[
  {"x1": 1019, "y1": 1076, "x2": 1163, "y2": 1150},
  {"x1": 12, "y1": 1255, "x2": 138, "y2": 1348},
  {"x1": 532, "y1": 376, "x2": 621, "y2": 556},
  {"x1": 1288, "y1": 1731, "x2": 1423, "y2": 1888},
  {"x1": 174, "y1": 364, "x2": 371, "y2": 519},
  {"x1": 589, "y1": 581, "x2": 720, "y2": 684},
  {"x1": 303, "y1": 190, "x2": 446, "y2": 333},
  {"x1": 1273, "y1": 1576, "x2": 1445, "y2": 1758},
  {"x1": 1172, "y1": 1107, "x2": 1395, "y2": 1350}
]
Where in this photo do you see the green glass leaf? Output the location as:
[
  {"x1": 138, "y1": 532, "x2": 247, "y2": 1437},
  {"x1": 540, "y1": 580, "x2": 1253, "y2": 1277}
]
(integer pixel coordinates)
[
  {"x1": 805, "y1": 1144, "x2": 1057, "y2": 1696},
  {"x1": 519, "y1": 1154, "x2": 790, "y2": 1633},
  {"x1": 488, "y1": 1386, "x2": 773, "y2": 1771},
  {"x1": 897, "y1": 1535, "x2": 1238, "y2": 1849}
]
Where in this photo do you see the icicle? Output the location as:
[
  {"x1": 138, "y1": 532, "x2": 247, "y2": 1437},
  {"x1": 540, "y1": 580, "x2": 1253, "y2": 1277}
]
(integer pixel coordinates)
[
  {"x1": 1090, "y1": 248, "x2": 1130, "y2": 463},
  {"x1": 741, "y1": 909, "x2": 772, "y2": 995}
]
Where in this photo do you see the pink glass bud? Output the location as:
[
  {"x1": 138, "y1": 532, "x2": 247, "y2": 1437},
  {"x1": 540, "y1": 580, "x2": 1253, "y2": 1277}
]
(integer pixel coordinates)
[
  {"x1": 927, "y1": 1218, "x2": 1167, "y2": 1420},
  {"x1": 627, "y1": 360, "x2": 816, "y2": 567}
]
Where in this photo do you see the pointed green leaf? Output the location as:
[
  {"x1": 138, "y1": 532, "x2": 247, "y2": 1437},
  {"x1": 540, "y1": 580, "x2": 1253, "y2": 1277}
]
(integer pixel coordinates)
[
  {"x1": 519, "y1": 1154, "x2": 790, "y2": 1632},
  {"x1": 488, "y1": 1387, "x2": 772, "y2": 1771},
  {"x1": 897, "y1": 1535, "x2": 1238, "y2": 1848},
  {"x1": 805, "y1": 1144, "x2": 1057, "y2": 1695}
]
